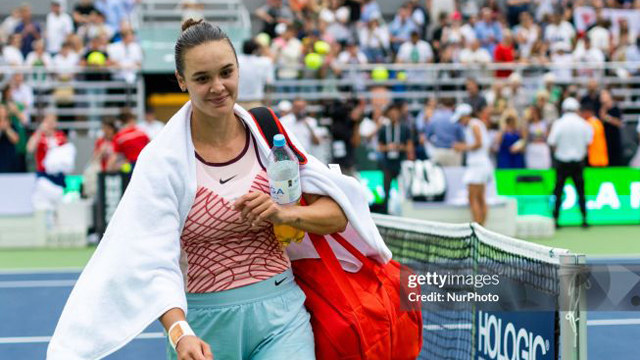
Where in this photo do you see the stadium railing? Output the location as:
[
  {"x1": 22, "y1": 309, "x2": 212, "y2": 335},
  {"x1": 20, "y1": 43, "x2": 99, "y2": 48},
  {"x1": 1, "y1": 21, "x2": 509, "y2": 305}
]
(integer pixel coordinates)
[
  {"x1": 1, "y1": 65, "x2": 144, "y2": 130},
  {"x1": 267, "y1": 61, "x2": 640, "y2": 122},
  {"x1": 136, "y1": 0, "x2": 250, "y2": 29}
]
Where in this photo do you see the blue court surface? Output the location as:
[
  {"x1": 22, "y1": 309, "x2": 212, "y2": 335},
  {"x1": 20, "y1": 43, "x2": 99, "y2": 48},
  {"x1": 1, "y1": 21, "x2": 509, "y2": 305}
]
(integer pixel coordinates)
[{"x1": 1, "y1": 270, "x2": 638, "y2": 359}]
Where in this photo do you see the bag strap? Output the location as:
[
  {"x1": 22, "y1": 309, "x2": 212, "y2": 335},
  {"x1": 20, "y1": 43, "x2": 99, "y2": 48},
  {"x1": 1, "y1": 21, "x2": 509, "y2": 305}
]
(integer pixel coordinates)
[{"x1": 247, "y1": 107, "x2": 307, "y2": 165}]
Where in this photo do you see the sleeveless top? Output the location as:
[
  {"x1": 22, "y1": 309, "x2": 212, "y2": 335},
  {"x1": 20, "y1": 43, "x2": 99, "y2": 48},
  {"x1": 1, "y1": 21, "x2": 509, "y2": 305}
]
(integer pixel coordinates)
[
  {"x1": 465, "y1": 118, "x2": 492, "y2": 166},
  {"x1": 180, "y1": 126, "x2": 290, "y2": 293}
]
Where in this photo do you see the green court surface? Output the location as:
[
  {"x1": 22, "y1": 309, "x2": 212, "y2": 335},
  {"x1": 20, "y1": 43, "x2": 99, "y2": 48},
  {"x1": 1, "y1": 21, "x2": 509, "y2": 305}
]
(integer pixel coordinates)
[
  {"x1": 526, "y1": 225, "x2": 640, "y2": 257},
  {"x1": 0, "y1": 247, "x2": 95, "y2": 270},
  {"x1": 0, "y1": 225, "x2": 637, "y2": 270}
]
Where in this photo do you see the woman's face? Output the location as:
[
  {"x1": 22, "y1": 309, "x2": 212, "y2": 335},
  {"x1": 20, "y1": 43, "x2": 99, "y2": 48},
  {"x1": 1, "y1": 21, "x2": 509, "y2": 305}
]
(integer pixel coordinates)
[
  {"x1": 102, "y1": 124, "x2": 115, "y2": 139},
  {"x1": 176, "y1": 40, "x2": 238, "y2": 120}
]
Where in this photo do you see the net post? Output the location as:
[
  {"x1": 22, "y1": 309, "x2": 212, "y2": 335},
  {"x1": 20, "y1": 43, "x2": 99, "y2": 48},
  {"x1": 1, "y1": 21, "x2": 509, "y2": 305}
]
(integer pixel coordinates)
[{"x1": 558, "y1": 254, "x2": 588, "y2": 360}]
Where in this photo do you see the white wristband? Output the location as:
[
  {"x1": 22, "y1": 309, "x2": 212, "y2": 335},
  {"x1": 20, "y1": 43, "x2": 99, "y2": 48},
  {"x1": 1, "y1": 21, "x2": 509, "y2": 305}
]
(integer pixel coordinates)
[{"x1": 168, "y1": 320, "x2": 196, "y2": 350}]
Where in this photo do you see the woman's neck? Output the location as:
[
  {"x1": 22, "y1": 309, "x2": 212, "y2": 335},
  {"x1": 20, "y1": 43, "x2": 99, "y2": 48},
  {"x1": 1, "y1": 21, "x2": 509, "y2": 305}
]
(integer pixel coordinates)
[{"x1": 191, "y1": 107, "x2": 243, "y2": 149}]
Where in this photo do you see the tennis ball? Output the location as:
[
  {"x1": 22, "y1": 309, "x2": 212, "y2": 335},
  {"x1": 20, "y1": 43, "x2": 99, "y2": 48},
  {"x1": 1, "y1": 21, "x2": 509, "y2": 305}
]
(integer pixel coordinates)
[
  {"x1": 397, "y1": 71, "x2": 407, "y2": 81},
  {"x1": 314, "y1": 40, "x2": 330, "y2": 55},
  {"x1": 371, "y1": 66, "x2": 389, "y2": 81},
  {"x1": 305, "y1": 53, "x2": 324, "y2": 70},
  {"x1": 255, "y1": 32, "x2": 271, "y2": 47},
  {"x1": 87, "y1": 51, "x2": 106, "y2": 66},
  {"x1": 121, "y1": 163, "x2": 132, "y2": 173}
]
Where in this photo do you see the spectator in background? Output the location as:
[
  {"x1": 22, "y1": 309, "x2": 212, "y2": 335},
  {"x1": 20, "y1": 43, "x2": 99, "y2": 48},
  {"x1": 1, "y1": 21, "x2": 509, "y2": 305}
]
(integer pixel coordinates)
[
  {"x1": 1, "y1": 8, "x2": 21, "y2": 43},
  {"x1": 430, "y1": 11, "x2": 450, "y2": 56},
  {"x1": 94, "y1": 0, "x2": 127, "y2": 31},
  {"x1": 495, "y1": 110, "x2": 525, "y2": 168},
  {"x1": 358, "y1": 14, "x2": 390, "y2": 63},
  {"x1": 78, "y1": 10, "x2": 114, "y2": 43},
  {"x1": 25, "y1": 39, "x2": 52, "y2": 70},
  {"x1": 424, "y1": 98, "x2": 464, "y2": 166},
  {"x1": 109, "y1": 110, "x2": 149, "y2": 170},
  {"x1": 463, "y1": 77, "x2": 488, "y2": 114},
  {"x1": 535, "y1": 89, "x2": 558, "y2": 123},
  {"x1": 14, "y1": 4, "x2": 42, "y2": 58},
  {"x1": 396, "y1": 30, "x2": 434, "y2": 64},
  {"x1": 360, "y1": 0, "x2": 382, "y2": 23},
  {"x1": 389, "y1": 4, "x2": 418, "y2": 54},
  {"x1": 46, "y1": 1, "x2": 73, "y2": 55},
  {"x1": 320, "y1": 3, "x2": 352, "y2": 45},
  {"x1": 81, "y1": 35, "x2": 112, "y2": 122},
  {"x1": 522, "y1": 105, "x2": 551, "y2": 169},
  {"x1": 2, "y1": 86, "x2": 28, "y2": 172},
  {"x1": 459, "y1": 39, "x2": 492, "y2": 66},
  {"x1": 237, "y1": 39, "x2": 274, "y2": 110},
  {"x1": 588, "y1": 18, "x2": 611, "y2": 56},
  {"x1": 26, "y1": 113, "x2": 68, "y2": 187},
  {"x1": 377, "y1": 103, "x2": 413, "y2": 214},
  {"x1": 3, "y1": 34, "x2": 25, "y2": 66},
  {"x1": 271, "y1": 25, "x2": 302, "y2": 87},
  {"x1": 548, "y1": 98, "x2": 592, "y2": 228},
  {"x1": 599, "y1": 89, "x2": 625, "y2": 166},
  {"x1": 581, "y1": 102, "x2": 608, "y2": 167},
  {"x1": 573, "y1": 37, "x2": 605, "y2": 78},
  {"x1": 630, "y1": 119, "x2": 640, "y2": 167},
  {"x1": 93, "y1": 117, "x2": 118, "y2": 171},
  {"x1": 328, "y1": 99, "x2": 361, "y2": 176},
  {"x1": 544, "y1": 12, "x2": 575, "y2": 54},
  {"x1": 514, "y1": 11, "x2": 539, "y2": 59},
  {"x1": 334, "y1": 40, "x2": 368, "y2": 92},
  {"x1": 407, "y1": 0, "x2": 429, "y2": 39},
  {"x1": 0, "y1": 104, "x2": 21, "y2": 173},
  {"x1": 475, "y1": 7, "x2": 502, "y2": 55},
  {"x1": 66, "y1": 33, "x2": 85, "y2": 55},
  {"x1": 255, "y1": 0, "x2": 294, "y2": 39},
  {"x1": 442, "y1": 11, "x2": 476, "y2": 46},
  {"x1": 8, "y1": 73, "x2": 34, "y2": 124},
  {"x1": 280, "y1": 98, "x2": 323, "y2": 157},
  {"x1": 107, "y1": 28, "x2": 142, "y2": 84},
  {"x1": 504, "y1": 73, "x2": 528, "y2": 117},
  {"x1": 580, "y1": 79, "x2": 602, "y2": 115},
  {"x1": 550, "y1": 43, "x2": 573, "y2": 83},
  {"x1": 506, "y1": 0, "x2": 532, "y2": 28},
  {"x1": 53, "y1": 41, "x2": 80, "y2": 81},
  {"x1": 137, "y1": 107, "x2": 164, "y2": 140},
  {"x1": 452, "y1": 103, "x2": 493, "y2": 225},
  {"x1": 493, "y1": 30, "x2": 516, "y2": 78},
  {"x1": 73, "y1": 0, "x2": 97, "y2": 30}
]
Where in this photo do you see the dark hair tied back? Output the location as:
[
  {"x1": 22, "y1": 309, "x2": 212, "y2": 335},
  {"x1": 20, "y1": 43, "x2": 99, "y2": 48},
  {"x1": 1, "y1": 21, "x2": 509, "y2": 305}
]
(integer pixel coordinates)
[{"x1": 175, "y1": 19, "x2": 237, "y2": 76}]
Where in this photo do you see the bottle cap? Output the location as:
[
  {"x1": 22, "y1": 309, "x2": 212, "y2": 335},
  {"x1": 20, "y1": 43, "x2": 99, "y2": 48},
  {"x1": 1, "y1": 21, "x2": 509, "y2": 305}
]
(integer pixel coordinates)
[{"x1": 273, "y1": 134, "x2": 286, "y2": 147}]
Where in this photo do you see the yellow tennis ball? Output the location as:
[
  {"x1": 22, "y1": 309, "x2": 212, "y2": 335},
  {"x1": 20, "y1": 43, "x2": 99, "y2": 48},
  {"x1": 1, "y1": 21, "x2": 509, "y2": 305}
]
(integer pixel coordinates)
[
  {"x1": 397, "y1": 71, "x2": 407, "y2": 80},
  {"x1": 371, "y1": 66, "x2": 389, "y2": 81},
  {"x1": 87, "y1": 51, "x2": 106, "y2": 66},
  {"x1": 255, "y1": 32, "x2": 271, "y2": 47},
  {"x1": 314, "y1": 40, "x2": 330, "y2": 55},
  {"x1": 120, "y1": 163, "x2": 132, "y2": 173},
  {"x1": 305, "y1": 53, "x2": 324, "y2": 70}
]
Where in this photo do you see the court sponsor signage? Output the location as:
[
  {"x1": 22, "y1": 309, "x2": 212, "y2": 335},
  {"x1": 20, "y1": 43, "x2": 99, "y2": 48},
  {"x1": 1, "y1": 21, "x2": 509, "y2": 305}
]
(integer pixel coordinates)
[{"x1": 476, "y1": 311, "x2": 555, "y2": 360}]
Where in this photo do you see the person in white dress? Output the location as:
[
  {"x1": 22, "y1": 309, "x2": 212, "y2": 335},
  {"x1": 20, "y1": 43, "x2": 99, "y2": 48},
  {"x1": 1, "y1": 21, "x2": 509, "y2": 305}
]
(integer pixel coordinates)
[{"x1": 453, "y1": 103, "x2": 493, "y2": 225}]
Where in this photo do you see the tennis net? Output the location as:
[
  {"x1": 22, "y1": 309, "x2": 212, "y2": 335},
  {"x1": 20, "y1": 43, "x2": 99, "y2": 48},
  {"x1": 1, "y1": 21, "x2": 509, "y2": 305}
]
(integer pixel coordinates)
[{"x1": 372, "y1": 214, "x2": 586, "y2": 360}]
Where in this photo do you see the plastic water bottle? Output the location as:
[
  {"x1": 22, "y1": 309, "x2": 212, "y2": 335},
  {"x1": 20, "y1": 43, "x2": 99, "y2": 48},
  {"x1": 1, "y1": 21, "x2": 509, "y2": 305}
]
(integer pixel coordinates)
[{"x1": 267, "y1": 134, "x2": 305, "y2": 246}]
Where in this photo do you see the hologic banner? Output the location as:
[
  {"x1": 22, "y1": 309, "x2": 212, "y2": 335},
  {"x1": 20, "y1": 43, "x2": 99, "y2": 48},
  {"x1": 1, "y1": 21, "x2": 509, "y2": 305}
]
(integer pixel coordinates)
[{"x1": 476, "y1": 311, "x2": 556, "y2": 360}]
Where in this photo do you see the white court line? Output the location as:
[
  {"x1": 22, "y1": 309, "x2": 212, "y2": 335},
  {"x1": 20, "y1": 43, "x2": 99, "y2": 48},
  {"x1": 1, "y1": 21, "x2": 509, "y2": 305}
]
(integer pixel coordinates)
[
  {"x1": 423, "y1": 319, "x2": 640, "y2": 331},
  {"x1": 0, "y1": 268, "x2": 82, "y2": 275},
  {"x1": 0, "y1": 333, "x2": 164, "y2": 345},
  {"x1": 587, "y1": 318, "x2": 640, "y2": 326},
  {"x1": 0, "y1": 280, "x2": 76, "y2": 288}
]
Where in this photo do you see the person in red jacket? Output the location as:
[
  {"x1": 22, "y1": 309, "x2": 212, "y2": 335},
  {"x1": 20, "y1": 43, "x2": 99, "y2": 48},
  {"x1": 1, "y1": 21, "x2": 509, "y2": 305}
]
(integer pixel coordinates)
[
  {"x1": 494, "y1": 31, "x2": 515, "y2": 78},
  {"x1": 27, "y1": 113, "x2": 67, "y2": 187},
  {"x1": 108, "y1": 110, "x2": 149, "y2": 171}
]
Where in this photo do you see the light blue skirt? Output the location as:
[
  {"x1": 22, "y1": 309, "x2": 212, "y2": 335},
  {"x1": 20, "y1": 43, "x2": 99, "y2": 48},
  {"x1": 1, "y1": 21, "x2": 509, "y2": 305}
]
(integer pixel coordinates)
[{"x1": 167, "y1": 269, "x2": 315, "y2": 360}]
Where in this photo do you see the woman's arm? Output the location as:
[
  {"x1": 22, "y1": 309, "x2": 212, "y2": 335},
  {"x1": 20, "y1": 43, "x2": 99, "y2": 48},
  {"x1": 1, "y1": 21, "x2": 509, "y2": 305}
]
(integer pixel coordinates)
[
  {"x1": 234, "y1": 192, "x2": 348, "y2": 235},
  {"x1": 159, "y1": 308, "x2": 212, "y2": 360}
]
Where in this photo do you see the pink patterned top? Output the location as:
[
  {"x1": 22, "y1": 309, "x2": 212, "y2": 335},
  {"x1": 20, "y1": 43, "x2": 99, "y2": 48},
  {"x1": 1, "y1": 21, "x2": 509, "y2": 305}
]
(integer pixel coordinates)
[{"x1": 180, "y1": 126, "x2": 290, "y2": 293}]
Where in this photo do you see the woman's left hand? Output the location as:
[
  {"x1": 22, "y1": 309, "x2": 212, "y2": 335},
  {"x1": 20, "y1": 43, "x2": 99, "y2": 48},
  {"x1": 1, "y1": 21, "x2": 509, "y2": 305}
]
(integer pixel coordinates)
[{"x1": 233, "y1": 192, "x2": 290, "y2": 230}]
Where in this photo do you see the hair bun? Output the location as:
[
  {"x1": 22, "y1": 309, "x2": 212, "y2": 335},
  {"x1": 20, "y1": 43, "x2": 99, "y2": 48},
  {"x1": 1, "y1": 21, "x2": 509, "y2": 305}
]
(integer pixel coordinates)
[{"x1": 181, "y1": 18, "x2": 204, "y2": 32}]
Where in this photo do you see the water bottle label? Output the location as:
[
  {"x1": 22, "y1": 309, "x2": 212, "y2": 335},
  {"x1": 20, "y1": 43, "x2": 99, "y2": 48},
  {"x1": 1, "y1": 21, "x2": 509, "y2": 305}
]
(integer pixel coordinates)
[{"x1": 270, "y1": 176, "x2": 301, "y2": 205}]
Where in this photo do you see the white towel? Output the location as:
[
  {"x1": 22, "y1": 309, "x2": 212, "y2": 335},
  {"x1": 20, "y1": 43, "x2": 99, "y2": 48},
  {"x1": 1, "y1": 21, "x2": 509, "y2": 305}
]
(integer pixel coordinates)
[{"x1": 47, "y1": 102, "x2": 392, "y2": 359}]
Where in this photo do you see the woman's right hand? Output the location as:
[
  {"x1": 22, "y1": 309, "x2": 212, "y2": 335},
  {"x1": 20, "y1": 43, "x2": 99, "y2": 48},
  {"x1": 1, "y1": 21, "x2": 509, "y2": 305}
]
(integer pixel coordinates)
[{"x1": 176, "y1": 336, "x2": 213, "y2": 360}]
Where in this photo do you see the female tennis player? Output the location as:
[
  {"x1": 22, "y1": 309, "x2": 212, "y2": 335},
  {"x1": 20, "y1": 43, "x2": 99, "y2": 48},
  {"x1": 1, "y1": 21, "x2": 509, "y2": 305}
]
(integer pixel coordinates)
[
  {"x1": 453, "y1": 103, "x2": 493, "y2": 225},
  {"x1": 47, "y1": 20, "x2": 392, "y2": 360}
]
